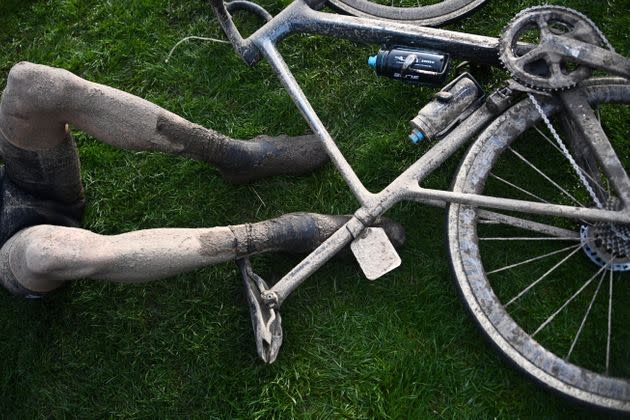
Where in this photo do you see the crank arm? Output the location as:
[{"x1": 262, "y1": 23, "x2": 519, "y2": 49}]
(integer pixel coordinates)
[
  {"x1": 553, "y1": 37, "x2": 630, "y2": 79},
  {"x1": 237, "y1": 258, "x2": 283, "y2": 363}
]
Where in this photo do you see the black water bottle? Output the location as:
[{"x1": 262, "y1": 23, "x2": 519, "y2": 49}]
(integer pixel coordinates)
[{"x1": 368, "y1": 46, "x2": 449, "y2": 86}]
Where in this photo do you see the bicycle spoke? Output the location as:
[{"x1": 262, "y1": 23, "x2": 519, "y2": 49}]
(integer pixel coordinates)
[
  {"x1": 531, "y1": 262, "x2": 609, "y2": 338},
  {"x1": 534, "y1": 125, "x2": 608, "y2": 196},
  {"x1": 529, "y1": 93, "x2": 605, "y2": 209},
  {"x1": 480, "y1": 237, "x2": 581, "y2": 241},
  {"x1": 487, "y1": 244, "x2": 581, "y2": 275},
  {"x1": 506, "y1": 246, "x2": 583, "y2": 307},
  {"x1": 565, "y1": 268, "x2": 606, "y2": 361},
  {"x1": 490, "y1": 173, "x2": 550, "y2": 203},
  {"x1": 606, "y1": 269, "x2": 613, "y2": 375},
  {"x1": 508, "y1": 146, "x2": 584, "y2": 207}
]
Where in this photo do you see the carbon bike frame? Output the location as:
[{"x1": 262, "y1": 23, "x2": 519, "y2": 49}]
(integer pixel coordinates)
[{"x1": 210, "y1": 0, "x2": 630, "y2": 307}]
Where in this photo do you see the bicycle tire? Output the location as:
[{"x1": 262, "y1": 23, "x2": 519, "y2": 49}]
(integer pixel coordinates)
[
  {"x1": 327, "y1": 0, "x2": 486, "y2": 26},
  {"x1": 447, "y1": 78, "x2": 630, "y2": 412}
]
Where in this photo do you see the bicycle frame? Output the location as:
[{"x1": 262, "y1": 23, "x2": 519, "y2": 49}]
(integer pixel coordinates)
[{"x1": 210, "y1": 0, "x2": 630, "y2": 307}]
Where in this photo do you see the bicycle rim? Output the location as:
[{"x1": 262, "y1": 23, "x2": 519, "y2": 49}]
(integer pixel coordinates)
[
  {"x1": 327, "y1": 0, "x2": 486, "y2": 26},
  {"x1": 447, "y1": 79, "x2": 630, "y2": 412}
]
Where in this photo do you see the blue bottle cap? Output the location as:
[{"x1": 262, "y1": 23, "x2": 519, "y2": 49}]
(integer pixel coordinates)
[
  {"x1": 367, "y1": 55, "x2": 377, "y2": 69},
  {"x1": 409, "y1": 130, "x2": 425, "y2": 145}
]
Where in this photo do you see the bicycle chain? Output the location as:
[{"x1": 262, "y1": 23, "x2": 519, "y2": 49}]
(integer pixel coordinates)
[{"x1": 527, "y1": 93, "x2": 603, "y2": 209}]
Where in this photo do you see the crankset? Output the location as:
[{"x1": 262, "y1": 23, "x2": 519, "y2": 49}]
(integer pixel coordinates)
[{"x1": 499, "y1": 6, "x2": 630, "y2": 91}]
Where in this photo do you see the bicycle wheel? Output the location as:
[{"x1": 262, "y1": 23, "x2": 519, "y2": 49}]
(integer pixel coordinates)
[
  {"x1": 327, "y1": 0, "x2": 486, "y2": 26},
  {"x1": 447, "y1": 78, "x2": 630, "y2": 412}
]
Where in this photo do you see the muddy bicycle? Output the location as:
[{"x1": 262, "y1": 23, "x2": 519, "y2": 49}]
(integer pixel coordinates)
[{"x1": 209, "y1": 0, "x2": 630, "y2": 412}]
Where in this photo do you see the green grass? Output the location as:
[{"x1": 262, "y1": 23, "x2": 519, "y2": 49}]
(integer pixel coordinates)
[{"x1": 1, "y1": 0, "x2": 629, "y2": 417}]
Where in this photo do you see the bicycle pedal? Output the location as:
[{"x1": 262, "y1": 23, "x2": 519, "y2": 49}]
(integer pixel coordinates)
[
  {"x1": 237, "y1": 258, "x2": 283, "y2": 364},
  {"x1": 350, "y1": 227, "x2": 401, "y2": 280}
]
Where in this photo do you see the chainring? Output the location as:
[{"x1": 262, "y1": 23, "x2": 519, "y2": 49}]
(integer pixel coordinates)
[{"x1": 499, "y1": 6, "x2": 608, "y2": 91}]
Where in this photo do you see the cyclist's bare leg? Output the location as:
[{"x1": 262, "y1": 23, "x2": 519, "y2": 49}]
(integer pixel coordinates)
[
  {"x1": 0, "y1": 62, "x2": 328, "y2": 183},
  {"x1": 0, "y1": 214, "x2": 405, "y2": 294}
]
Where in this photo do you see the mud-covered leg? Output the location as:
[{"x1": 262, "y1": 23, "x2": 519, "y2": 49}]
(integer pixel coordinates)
[
  {"x1": 0, "y1": 213, "x2": 405, "y2": 295},
  {"x1": 0, "y1": 62, "x2": 328, "y2": 183}
]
